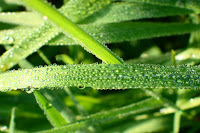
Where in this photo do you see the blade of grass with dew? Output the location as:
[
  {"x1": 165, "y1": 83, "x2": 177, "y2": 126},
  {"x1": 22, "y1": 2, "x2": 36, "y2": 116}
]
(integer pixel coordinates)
[
  {"x1": 2, "y1": 22, "x2": 200, "y2": 46},
  {"x1": 18, "y1": 0, "x2": 123, "y2": 64},
  {"x1": 49, "y1": 22, "x2": 200, "y2": 45},
  {"x1": 17, "y1": 56, "x2": 77, "y2": 125},
  {"x1": 0, "y1": 0, "x2": 113, "y2": 71},
  {"x1": 37, "y1": 50, "x2": 88, "y2": 123},
  {"x1": 36, "y1": 98, "x2": 164, "y2": 133},
  {"x1": 1, "y1": 63, "x2": 200, "y2": 91},
  {"x1": 123, "y1": 0, "x2": 200, "y2": 12},
  {"x1": 8, "y1": 107, "x2": 15, "y2": 133},
  {"x1": 81, "y1": 2, "x2": 194, "y2": 24},
  {"x1": 0, "y1": 2, "x2": 194, "y2": 26},
  {"x1": 33, "y1": 90, "x2": 68, "y2": 127},
  {"x1": 172, "y1": 49, "x2": 181, "y2": 133}
]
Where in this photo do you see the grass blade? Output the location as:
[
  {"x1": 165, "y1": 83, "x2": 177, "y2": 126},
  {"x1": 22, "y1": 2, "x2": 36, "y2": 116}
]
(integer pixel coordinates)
[
  {"x1": 19, "y1": 0, "x2": 123, "y2": 64},
  {"x1": 9, "y1": 107, "x2": 16, "y2": 133},
  {"x1": 36, "y1": 98, "x2": 163, "y2": 133},
  {"x1": 33, "y1": 91, "x2": 68, "y2": 127},
  {"x1": 0, "y1": 0, "x2": 114, "y2": 71},
  {"x1": 0, "y1": 64, "x2": 200, "y2": 92},
  {"x1": 82, "y1": 2, "x2": 194, "y2": 24},
  {"x1": 2, "y1": 22, "x2": 200, "y2": 47},
  {"x1": 0, "y1": 2, "x2": 193, "y2": 26}
]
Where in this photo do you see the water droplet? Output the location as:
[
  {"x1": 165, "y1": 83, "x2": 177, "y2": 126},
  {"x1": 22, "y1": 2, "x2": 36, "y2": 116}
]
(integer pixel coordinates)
[
  {"x1": 43, "y1": 16, "x2": 48, "y2": 20},
  {"x1": 0, "y1": 65, "x2": 7, "y2": 71},
  {"x1": 45, "y1": 103, "x2": 52, "y2": 109},
  {"x1": 0, "y1": 126, "x2": 8, "y2": 131},
  {"x1": 25, "y1": 87, "x2": 34, "y2": 94}
]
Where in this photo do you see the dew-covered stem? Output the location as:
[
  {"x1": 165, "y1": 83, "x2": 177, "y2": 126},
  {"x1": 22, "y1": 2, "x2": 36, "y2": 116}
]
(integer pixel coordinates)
[
  {"x1": 19, "y1": 0, "x2": 123, "y2": 64},
  {"x1": 0, "y1": 64, "x2": 200, "y2": 92}
]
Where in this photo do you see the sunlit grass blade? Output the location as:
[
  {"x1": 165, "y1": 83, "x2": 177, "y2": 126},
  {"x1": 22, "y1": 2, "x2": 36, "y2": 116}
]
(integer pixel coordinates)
[
  {"x1": 36, "y1": 98, "x2": 163, "y2": 133},
  {"x1": 19, "y1": 0, "x2": 123, "y2": 64},
  {"x1": 0, "y1": 0, "x2": 114, "y2": 71},
  {"x1": 0, "y1": 64, "x2": 200, "y2": 92}
]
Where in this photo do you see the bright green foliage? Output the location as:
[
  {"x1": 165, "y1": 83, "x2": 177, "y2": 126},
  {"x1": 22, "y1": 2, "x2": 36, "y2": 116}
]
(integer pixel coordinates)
[{"x1": 1, "y1": 0, "x2": 200, "y2": 132}]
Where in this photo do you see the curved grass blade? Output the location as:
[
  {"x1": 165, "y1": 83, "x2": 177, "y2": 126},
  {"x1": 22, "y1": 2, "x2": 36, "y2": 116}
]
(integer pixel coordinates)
[
  {"x1": 0, "y1": 0, "x2": 113, "y2": 71},
  {"x1": 19, "y1": 0, "x2": 123, "y2": 64},
  {"x1": 0, "y1": 64, "x2": 200, "y2": 92},
  {"x1": 36, "y1": 98, "x2": 163, "y2": 133}
]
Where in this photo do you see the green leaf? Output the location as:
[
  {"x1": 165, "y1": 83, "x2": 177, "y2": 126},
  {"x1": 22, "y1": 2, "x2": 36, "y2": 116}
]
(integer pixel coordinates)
[
  {"x1": 0, "y1": 2, "x2": 193, "y2": 26},
  {"x1": 124, "y1": 0, "x2": 200, "y2": 12},
  {"x1": 1, "y1": 22, "x2": 200, "y2": 47},
  {"x1": 0, "y1": 64, "x2": 200, "y2": 92},
  {"x1": 82, "y1": 2, "x2": 194, "y2": 24},
  {"x1": 33, "y1": 91, "x2": 68, "y2": 127},
  {"x1": 36, "y1": 98, "x2": 163, "y2": 133},
  {"x1": 9, "y1": 107, "x2": 16, "y2": 133},
  {"x1": 19, "y1": 0, "x2": 122, "y2": 64},
  {"x1": 0, "y1": 0, "x2": 115, "y2": 71}
]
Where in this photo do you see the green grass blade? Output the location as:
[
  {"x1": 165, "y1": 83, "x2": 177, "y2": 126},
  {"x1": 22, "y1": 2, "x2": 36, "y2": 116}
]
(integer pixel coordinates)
[
  {"x1": 124, "y1": 0, "x2": 200, "y2": 12},
  {"x1": 82, "y1": 2, "x2": 194, "y2": 24},
  {"x1": 9, "y1": 107, "x2": 16, "y2": 133},
  {"x1": 33, "y1": 91, "x2": 68, "y2": 127},
  {"x1": 19, "y1": 0, "x2": 122, "y2": 64},
  {"x1": 49, "y1": 22, "x2": 200, "y2": 45},
  {"x1": 17, "y1": 54, "x2": 76, "y2": 126},
  {"x1": 0, "y1": 2, "x2": 193, "y2": 26},
  {"x1": 0, "y1": 64, "x2": 200, "y2": 92},
  {"x1": 36, "y1": 98, "x2": 163, "y2": 133},
  {"x1": 2, "y1": 22, "x2": 200, "y2": 47},
  {"x1": 0, "y1": 0, "x2": 115, "y2": 71},
  {"x1": 40, "y1": 90, "x2": 75, "y2": 123}
]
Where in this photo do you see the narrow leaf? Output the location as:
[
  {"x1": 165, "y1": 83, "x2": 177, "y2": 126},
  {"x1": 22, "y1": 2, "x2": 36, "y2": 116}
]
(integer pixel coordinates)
[
  {"x1": 33, "y1": 91, "x2": 68, "y2": 127},
  {"x1": 36, "y1": 98, "x2": 163, "y2": 133},
  {"x1": 0, "y1": 64, "x2": 200, "y2": 92},
  {"x1": 19, "y1": 0, "x2": 123, "y2": 64}
]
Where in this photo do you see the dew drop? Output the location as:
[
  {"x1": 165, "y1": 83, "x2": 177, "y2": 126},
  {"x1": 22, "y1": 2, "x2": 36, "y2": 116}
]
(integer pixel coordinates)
[
  {"x1": 45, "y1": 103, "x2": 52, "y2": 109},
  {"x1": 0, "y1": 65, "x2": 7, "y2": 72},
  {"x1": 25, "y1": 87, "x2": 34, "y2": 94}
]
